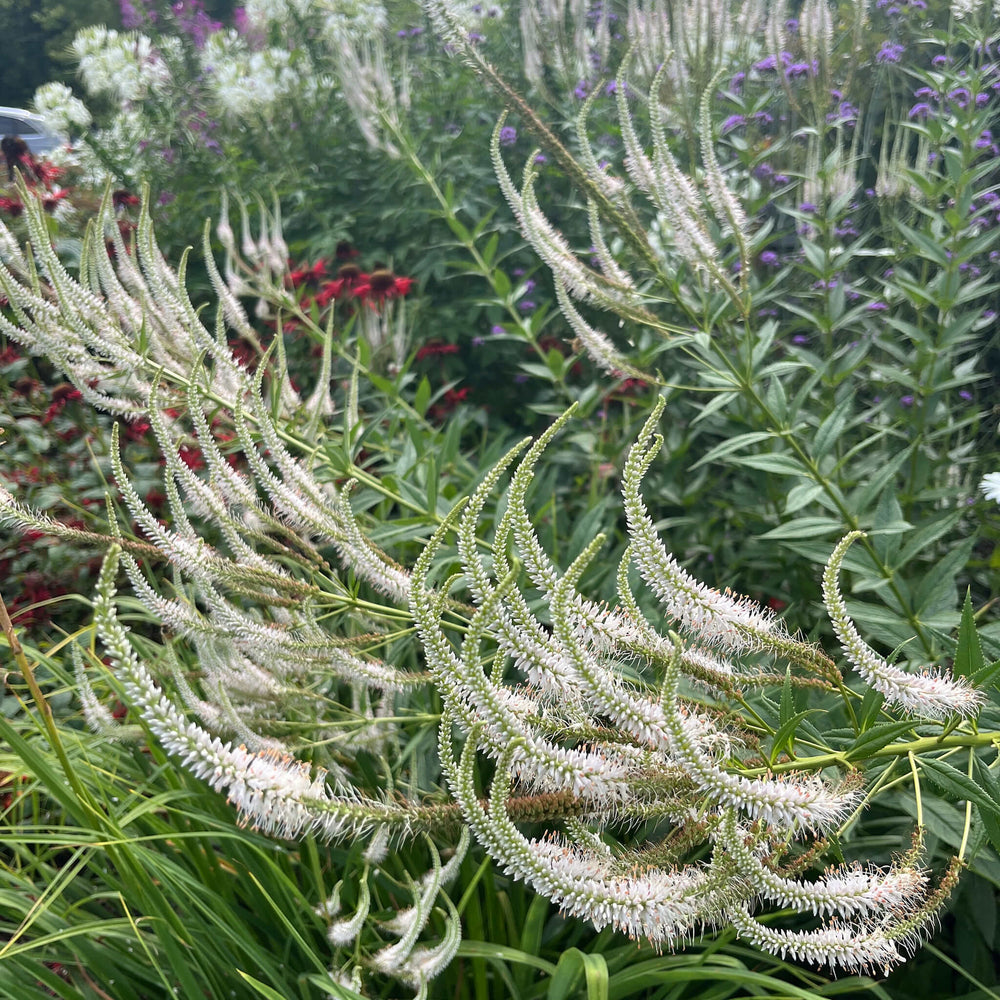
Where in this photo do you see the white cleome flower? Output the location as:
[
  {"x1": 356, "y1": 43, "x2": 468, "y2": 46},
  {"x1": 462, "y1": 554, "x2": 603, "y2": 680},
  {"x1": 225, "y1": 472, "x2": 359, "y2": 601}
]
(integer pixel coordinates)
[
  {"x1": 72, "y1": 27, "x2": 172, "y2": 105},
  {"x1": 979, "y1": 472, "x2": 1000, "y2": 503},
  {"x1": 32, "y1": 82, "x2": 92, "y2": 134}
]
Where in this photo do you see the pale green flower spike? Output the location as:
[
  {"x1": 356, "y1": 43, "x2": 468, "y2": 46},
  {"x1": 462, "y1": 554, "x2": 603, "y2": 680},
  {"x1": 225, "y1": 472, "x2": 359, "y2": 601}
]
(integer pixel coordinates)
[
  {"x1": 412, "y1": 400, "x2": 956, "y2": 968},
  {"x1": 0, "y1": 187, "x2": 972, "y2": 987},
  {"x1": 823, "y1": 532, "x2": 983, "y2": 719}
]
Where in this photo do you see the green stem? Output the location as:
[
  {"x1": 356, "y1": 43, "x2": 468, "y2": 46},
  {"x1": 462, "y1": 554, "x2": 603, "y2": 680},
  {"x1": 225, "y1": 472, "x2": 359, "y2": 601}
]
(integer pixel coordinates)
[{"x1": 742, "y1": 730, "x2": 1000, "y2": 777}]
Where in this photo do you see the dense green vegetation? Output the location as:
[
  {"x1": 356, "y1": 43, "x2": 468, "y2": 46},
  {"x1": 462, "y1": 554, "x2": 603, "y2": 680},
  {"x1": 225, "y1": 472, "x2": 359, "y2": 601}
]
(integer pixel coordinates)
[{"x1": 1, "y1": 1, "x2": 999, "y2": 997}]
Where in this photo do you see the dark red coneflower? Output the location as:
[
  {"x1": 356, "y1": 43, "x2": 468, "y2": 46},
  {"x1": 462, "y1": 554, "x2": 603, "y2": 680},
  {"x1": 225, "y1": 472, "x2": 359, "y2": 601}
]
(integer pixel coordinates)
[
  {"x1": 415, "y1": 341, "x2": 460, "y2": 360},
  {"x1": 0, "y1": 196, "x2": 24, "y2": 217},
  {"x1": 288, "y1": 259, "x2": 328, "y2": 288},
  {"x1": 112, "y1": 189, "x2": 140, "y2": 210},
  {"x1": 42, "y1": 189, "x2": 70, "y2": 212},
  {"x1": 355, "y1": 268, "x2": 414, "y2": 306},
  {"x1": 311, "y1": 263, "x2": 369, "y2": 306}
]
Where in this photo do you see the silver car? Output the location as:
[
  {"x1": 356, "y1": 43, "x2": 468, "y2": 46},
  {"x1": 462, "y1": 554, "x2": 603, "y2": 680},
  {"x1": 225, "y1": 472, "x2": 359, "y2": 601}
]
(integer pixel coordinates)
[{"x1": 0, "y1": 107, "x2": 65, "y2": 156}]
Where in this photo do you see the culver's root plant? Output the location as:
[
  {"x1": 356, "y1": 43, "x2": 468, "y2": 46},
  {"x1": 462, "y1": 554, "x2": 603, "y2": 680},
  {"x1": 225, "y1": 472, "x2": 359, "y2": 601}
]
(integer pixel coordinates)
[{"x1": 2, "y1": 186, "x2": 999, "y2": 997}]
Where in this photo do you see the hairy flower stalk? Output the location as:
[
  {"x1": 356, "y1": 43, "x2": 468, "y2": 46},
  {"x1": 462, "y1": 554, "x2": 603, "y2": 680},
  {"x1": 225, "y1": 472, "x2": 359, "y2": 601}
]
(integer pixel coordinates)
[
  {"x1": 2, "y1": 181, "x2": 983, "y2": 987},
  {"x1": 407, "y1": 399, "x2": 969, "y2": 969},
  {"x1": 823, "y1": 533, "x2": 983, "y2": 719},
  {"x1": 94, "y1": 546, "x2": 417, "y2": 842}
]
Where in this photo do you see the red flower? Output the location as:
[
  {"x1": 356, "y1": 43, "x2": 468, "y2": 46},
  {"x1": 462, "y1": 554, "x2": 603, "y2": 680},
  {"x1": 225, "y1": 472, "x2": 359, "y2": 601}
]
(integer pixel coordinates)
[
  {"x1": 112, "y1": 189, "x2": 140, "y2": 209},
  {"x1": 228, "y1": 337, "x2": 258, "y2": 369},
  {"x1": 0, "y1": 346, "x2": 21, "y2": 367},
  {"x1": 0, "y1": 197, "x2": 24, "y2": 217},
  {"x1": 42, "y1": 189, "x2": 70, "y2": 211},
  {"x1": 416, "y1": 341, "x2": 460, "y2": 360},
  {"x1": 288, "y1": 259, "x2": 328, "y2": 288},
  {"x1": 443, "y1": 387, "x2": 470, "y2": 405},
  {"x1": 335, "y1": 240, "x2": 359, "y2": 261},
  {"x1": 178, "y1": 445, "x2": 205, "y2": 470},
  {"x1": 33, "y1": 160, "x2": 62, "y2": 187},
  {"x1": 306, "y1": 264, "x2": 370, "y2": 309},
  {"x1": 52, "y1": 383, "x2": 81, "y2": 404},
  {"x1": 354, "y1": 268, "x2": 414, "y2": 306},
  {"x1": 124, "y1": 418, "x2": 151, "y2": 441},
  {"x1": 428, "y1": 385, "x2": 472, "y2": 421},
  {"x1": 311, "y1": 281, "x2": 342, "y2": 309},
  {"x1": 41, "y1": 385, "x2": 82, "y2": 424}
]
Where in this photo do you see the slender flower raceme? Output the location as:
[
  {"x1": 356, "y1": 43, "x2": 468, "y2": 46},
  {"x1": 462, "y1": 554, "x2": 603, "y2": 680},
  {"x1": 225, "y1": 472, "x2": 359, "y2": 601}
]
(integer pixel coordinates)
[
  {"x1": 823, "y1": 533, "x2": 983, "y2": 719},
  {"x1": 2, "y1": 173, "x2": 985, "y2": 989}
]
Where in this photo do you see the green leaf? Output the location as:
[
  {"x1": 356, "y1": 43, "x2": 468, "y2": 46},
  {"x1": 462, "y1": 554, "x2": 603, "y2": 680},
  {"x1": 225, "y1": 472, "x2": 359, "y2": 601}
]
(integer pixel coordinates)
[
  {"x1": 445, "y1": 215, "x2": 472, "y2": 243},
  {"x1": 912, "y1": 537, "x2": 975, "y2": 616},
  {"x1": 426, "y1": 454, "x2": 438, "y2": 514},
  {"x1": 869, "y1": 489, "x2": 909, "y2": 565},
  {"x1": 482, "y1": 232, "x2": 500, "y2": 267},
  {"x1": 858, "y1": 686, "x2": 886, "y2": 729},
  {"x1": 242, "y1": 972, "x2": 335, "y2": 1000},
  {"x1": 414, "y1": 375, "x2": 431, "y2": 418},
  {"x1": 973, "y1": 759, "x2": 1000, "y2": 857},
  {"x1": 918, "y1": 756, "x2": 1000, "y2": 818},
  {"x1": 850, "y1": 447, "x2": 913, "y2": 515},
  {"x1": 515, "y1": 895, "x2": 550, "y2": 994},
  {"x1": 800, "y1": 239, "x2": 829, "y2": 274},
  {"x1": 545, "y1": 347, "x2": 566, "y2": 380},
  {"x1": 955, "y1": 589, "x2": 985, "y2": 678},
  {"x1": 812, "y1": 396, "x2": 852, "y2": 460},
  {"x1": 783, "y1": 481, "x2": 824, "y2": 515},
  {"x1": 690, "y1": 431, "x2": 776, "y2": 469},
  {"x1": 729, "y1": 453, "x2": 805, "y2": 476},
  {"x1": 780, "y1": 667, "x2": 794, "y2": 727},
  {"x1": 691, "y1": 390, "x2": 740, "y2": 424},
  {"x1": 758, "y1": 516, "x2": 842, "y2": 540},
  {"x1": 895, "y1": 220, "x2": 951, "y2": 266},
  {"x1": 548, "y1": 949, "x2": 609, "y2": 1000},
  {"x1": 769, "y1": 709, "x2": 824, "y2": 765},
  {"x1": 973, "y1": 658, "x2": 1000, "y2": 689},
  {"x1": 458, "y1": 941, "x2": 557, "y2": 975},
  {"x1": 894, "y1": 511, "x2": 964, "y2": 570},
  {"x1": 845, "y1": 720, "x2": 918, "y2": 761}
]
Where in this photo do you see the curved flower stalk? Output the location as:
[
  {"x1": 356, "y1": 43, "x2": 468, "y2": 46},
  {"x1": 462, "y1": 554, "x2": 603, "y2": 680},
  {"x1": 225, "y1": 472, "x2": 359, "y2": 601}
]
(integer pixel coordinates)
[
  {"x1": 93, "y1": 545, "x2": 417, "y2": 842},
  {"x1": 517, "y1": 0, "x2": 613, "y2": 99},
  {"x1": 624, "y1": 399, "x2": 837, "y2": 682},
  {"x1": 1, "y1": 189, "x2": 982, "y2": 985},
  {"x1": 823, "y1": 533, "x2": 983, "y2": 719},
  {"x1": 0, "y1": 191, "x2": 410, "y2": 603},
  {"x1": 407, "y1": 403, "x2": 968, "y2": 969},
  {"x1": 730, "y1": 855, "x2": 963, "y2": 976},
  {"x1": 480, "y1": 19, "x2": 757, "y2": 339}
]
